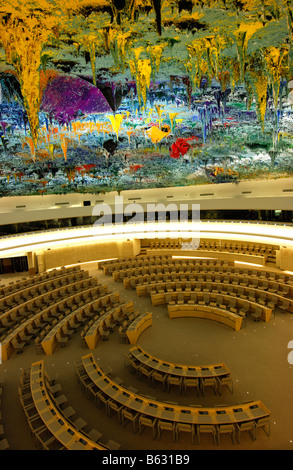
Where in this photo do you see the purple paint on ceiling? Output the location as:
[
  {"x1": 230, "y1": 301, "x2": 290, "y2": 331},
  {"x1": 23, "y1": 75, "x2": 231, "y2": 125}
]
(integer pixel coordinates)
[{"x1": 40, "y1": 75, "x2": 113, "y2": 124}]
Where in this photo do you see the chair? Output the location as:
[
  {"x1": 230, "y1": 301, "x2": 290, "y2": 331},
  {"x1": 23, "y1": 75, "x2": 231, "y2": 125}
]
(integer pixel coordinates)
[
  {"x1": 96, "y1": 390, "x2": 111, "y2": 410},
  {"x1": 98, "y1": 325, "x2": 110, "y2": 341},
  {"x1": 105, "y1": 439, "x2": 121, "y2": 450},
  {"x1": 201, "y1": 377, "x2": 218, "y2": 395},
  {"x1": 56, "y1": 331, "x2": 68, "y2": 347},
  {"x1": 278, "y1": 299, "x2": 290, "y2": 313},
  {"x1": 216, "y1": 424, "x2": 236, "y2": 444},
  {"x1": 166, "y1": 375, "x2": 183, "y2": 394},
  {"x1": 197, "y1": 424, "x2": 217, "y2": 444},
  {"x1": 216, "y1": 375, "x2": 233, "y2": 395},
  {"x1": 175, "y1": 422, "x2": 196, "y2": 444},
  {"x1": 138, "y1": 415, "x2": 158, "y2": 439},
  {"x1": 152, "y1": 371, "x2": 168, "y2": 390},
  {"x1": 72, "y1": 417, "x2": 87, "y2": 431},
  {"x1": 254, "y1": 416, "x2": 270, "y2": 438},
  {"x1": 235, "y1": 421, "x2": 256, "y2": 443},
  {"x1": 251, "y1": 308, "x2": 262, "y2": 322},
  {"x1": 63, "y1": 324, "x2": 74, "y2": 337},
  {"x1": 157, "y1": 419, "x2": 176, "y2": 441},
  {"x1": 188, "y1": 292, "x2": 197, "y2": 304},
  {"x1": 88, "y1": 428, "x2": 102, "y2": 443},
  {"x1": 12, "y1": 338, "x2": 26, "y2": 354},
  {"x1": 118, "y1": 326, "x2": 129, "y2": 343},
  {"x1": 34, "y1": 427, "x2": 60, "y2": 450},
  {"x1": 121, "y1": 408, "x2": 140, "y2": 432},
  {"x1": 138, "y1": 365, "x2": 153, "y2": 383},
  {"x1": 107, "y1": 400, "x2": 124, "y2": 423},
  {"x1": 182, "y1": 377, "x2": 200, "y2": 396}
]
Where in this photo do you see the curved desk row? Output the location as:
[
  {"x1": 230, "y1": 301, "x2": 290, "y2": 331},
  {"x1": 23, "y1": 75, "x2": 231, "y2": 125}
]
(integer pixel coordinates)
[
  {"x1": 99, "y1": 255, "x2": 173, "y2": 274},
  {"x1": 82, "y1": 353, "x2": 270, "y2": 428},
  {"x1": 0, "y1": 270, "x2": 90, "y2": 316},
  {"x1": 127, "y1": 345, "x2": 231, "y2": 379},
  {"x1": 1, "y1": 281, "x2": 102, "y2": 360},
  {"x1": 105, "y1": 257, "x2": 233, "y2": 279},
  {"x1": 84, "y1": 297, "x2": 131, "y2": 350},
  {"x1": 168, "y1": 303, "x2": 243, "y2": 332},
  {"x1": 124, "y1": 270, "x2": 293, "y2": 298},
  {"x1": 112, "y1": 259, "x2": 234, "y2": 282},
  {"x1": 136, "y1": 280, "x2": 292, "y2": 314},
  {"x1": 41, "y1": 287, "x2": 114, "y2": 355},
  {"x1": 145, "y1": 248, "x2": 266, "y2": 266},
  {"x1": 0, "y1": 265, "x2": 81, "y2": 299},
  {"x1": 150, "y1": 292, "x2": 272, "y2": 323},
  {"x1": 29, "y1": 361, "x2": 108, "y2": 450},
  {"x1": 121, "y1": 262, "x2": 293, "y2": 288},
  {"x1": 0, "y1": 273, "x2": 96, "y2": 328}
]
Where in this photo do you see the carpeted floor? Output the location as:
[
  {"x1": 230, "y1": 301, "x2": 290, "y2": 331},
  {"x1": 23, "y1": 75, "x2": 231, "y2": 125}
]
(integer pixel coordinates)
[{"x1": 1, "y1": 261, "x2": 293, "y2": 452}]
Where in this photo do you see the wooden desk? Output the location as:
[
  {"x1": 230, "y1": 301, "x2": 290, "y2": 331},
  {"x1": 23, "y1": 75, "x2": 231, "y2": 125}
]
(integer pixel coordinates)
[
  {"x1": 126, "y1": 312, "x2": 152, "y2": 344},
  {"x1": 167, "y1": 303, "x2": 243, "y2": 331},
  {"x1": 82, "y1": 353, "x2": 270, "y2": 427},
  {"x1": 129, "y1": 345, "x2": 231, "y2": 379},
  {"x1": 151, "y1": 291, "x2": 272, "y2": 323},
  {"x1": 30, "y1": 360, "x2": 108, "y2": 450}
]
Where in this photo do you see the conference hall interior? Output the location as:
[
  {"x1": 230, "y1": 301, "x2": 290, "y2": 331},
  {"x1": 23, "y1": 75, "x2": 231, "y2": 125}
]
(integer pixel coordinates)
[{"x1": 0, "y1": 0, "x2": 293, "y2": 452}]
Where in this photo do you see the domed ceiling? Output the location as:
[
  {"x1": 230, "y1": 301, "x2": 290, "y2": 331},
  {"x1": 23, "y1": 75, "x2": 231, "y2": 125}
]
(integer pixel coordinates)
[{"x1": 0, "y1": 0, "x2": 292, "y2": 197}]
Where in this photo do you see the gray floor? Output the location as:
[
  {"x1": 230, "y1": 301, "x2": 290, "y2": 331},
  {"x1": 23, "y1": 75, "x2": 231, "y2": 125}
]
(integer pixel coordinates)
[{"x1": 1, "y1": 262, "x2": 293, "y2": 451}]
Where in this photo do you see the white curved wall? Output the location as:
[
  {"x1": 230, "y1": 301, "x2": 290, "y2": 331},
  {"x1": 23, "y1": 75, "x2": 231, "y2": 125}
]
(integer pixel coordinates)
[{"x1": 0, "y1": 177, "x2": 292, "y2": 225}]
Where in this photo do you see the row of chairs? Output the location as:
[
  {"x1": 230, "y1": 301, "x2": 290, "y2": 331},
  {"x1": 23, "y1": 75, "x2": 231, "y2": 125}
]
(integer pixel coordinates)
[
  {"x1": 36, "y1": 286, "x2": 111, "y2": 350},
  {"x1": 81, "y1": 300, "x2": 140, "y2": 345},
  {"x1": 100, "y1": 254, "x2": 293, "y2": 287},
  {"x1": 100, "y1": 256, "x2": 233, "y2": 276},
  {"x1": 0, "y1": 270, "x2": 89, "y2": 313},
  {"x1": 125, "y1": 352, "x2": 233, "y2": 397},
  {"x1": 0, "y1": 276, "x2": 98, "y2": 339},
  {"x1": 0, "y1": 266, "x2": 81, "y2": 299},
  {"x1": 136, "y1": 414, "x2": 270, "y2": 445},
  {"x1": 0, "y1": 279, "x2": 100, "y2": 358},
  {"x1": 76, "y1": 358, "x2": 270, "y2": 446},
  {"x1": 144, "y1": 281, "x2": 291, "y2": 315},
  {"x1": 149, "y1": 241, "x2": 180, "y2": 250},
  {"x1": 98, "y1": 254, "x2": 172, "y2": 269},
  {"x1": 127, "y1": 270, "x2": 292, "y2": 296},
  {"x1": 108, "y1": 262, "x2": 293, "y2": 293},
  {"x1": 198, "y1": 240, "x2": 277, "y2": 256},
  {"x1": 158, "y1": 292, "x2": 268, "y2": 323},
  {"x1": 120, "y1": 264, "x2": 293, "y2": 288},
  {"x1": 18, "y1": 365, "x2": 120, "y2": 450},
  {"x1": 146, "y1": 239, "x2": 277, "y2": 259},
  {"x1": 38, "y1": 287, "x2": 110, "y2": 352}
]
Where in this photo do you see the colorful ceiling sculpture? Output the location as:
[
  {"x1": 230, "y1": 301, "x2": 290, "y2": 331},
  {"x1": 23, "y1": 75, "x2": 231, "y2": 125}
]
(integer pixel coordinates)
[{"x1": 0, "y1": 0, "x2": 292, "y2": 196}]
